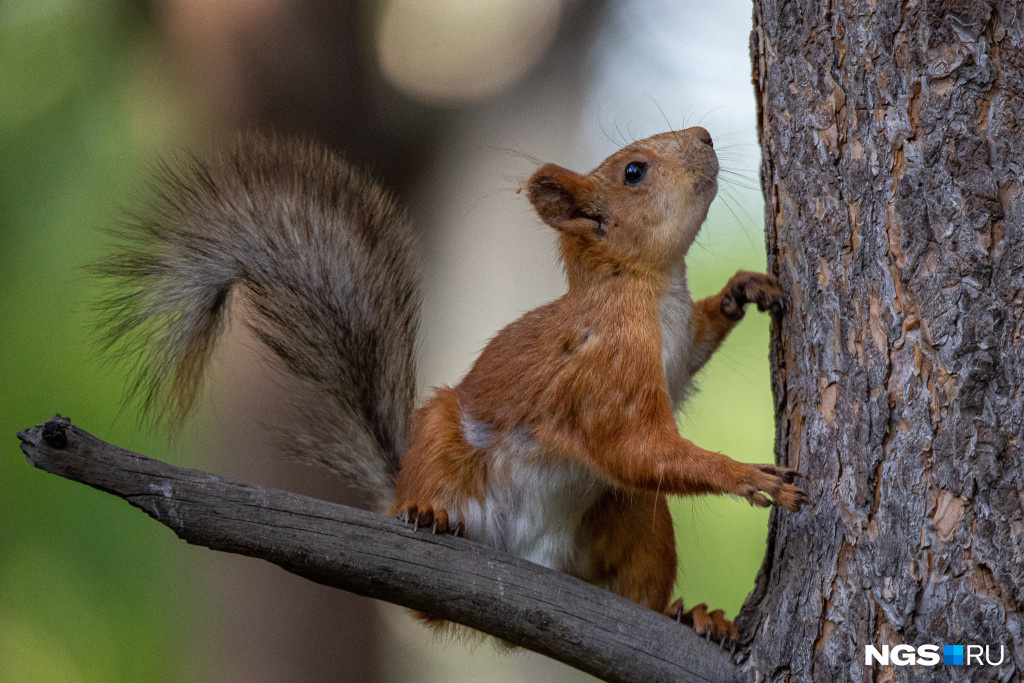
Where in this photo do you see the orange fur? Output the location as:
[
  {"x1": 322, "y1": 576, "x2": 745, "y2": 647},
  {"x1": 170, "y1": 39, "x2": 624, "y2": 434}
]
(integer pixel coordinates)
[{"x1": 393, "y1": 128, "x2": 806, "y2": 644}]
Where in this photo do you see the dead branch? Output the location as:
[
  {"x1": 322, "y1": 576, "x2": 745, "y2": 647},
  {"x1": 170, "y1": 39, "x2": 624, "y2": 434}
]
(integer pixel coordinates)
[{"x1": 17, "y1": 415, "x2": 739, "y2": 683}]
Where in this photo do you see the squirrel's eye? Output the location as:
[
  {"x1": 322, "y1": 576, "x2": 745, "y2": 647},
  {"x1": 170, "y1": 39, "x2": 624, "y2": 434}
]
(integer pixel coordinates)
[{"x1": 623, "y1": 161, "x2": 649, "y2": 186}]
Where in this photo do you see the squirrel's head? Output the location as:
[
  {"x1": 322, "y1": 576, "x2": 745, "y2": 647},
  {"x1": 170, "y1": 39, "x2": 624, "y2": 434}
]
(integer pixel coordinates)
[{"x1": 526, "y1": 127, "x2": 718, "y2": 282}]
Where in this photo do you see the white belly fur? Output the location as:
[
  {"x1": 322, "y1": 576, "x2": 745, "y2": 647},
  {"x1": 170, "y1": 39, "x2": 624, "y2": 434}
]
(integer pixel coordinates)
[{"x1": 460, "y1": 418, "x2": 607, "y2": 577}]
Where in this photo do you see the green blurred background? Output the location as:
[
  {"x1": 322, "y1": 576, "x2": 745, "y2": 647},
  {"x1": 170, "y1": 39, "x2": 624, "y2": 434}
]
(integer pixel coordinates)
[
  {"x1": 1, "y1": 2, "x2": 194, "y2": 681},
  {"x1": 1, "y1": 1, "x2": 776, "y2": 681}
]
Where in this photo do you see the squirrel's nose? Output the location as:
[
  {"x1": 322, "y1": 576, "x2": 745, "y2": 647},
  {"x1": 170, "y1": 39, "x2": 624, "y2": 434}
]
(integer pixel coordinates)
[{"x1": 690, "y1": 126, "x2": 713, "y2": 148}]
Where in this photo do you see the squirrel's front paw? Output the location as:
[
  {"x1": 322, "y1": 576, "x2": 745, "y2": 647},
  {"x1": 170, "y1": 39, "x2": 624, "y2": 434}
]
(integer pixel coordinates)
[
  {"x1": 667, "y1": 599, "x2": 739, "y2": 652},
  {"x1": 393, "y1": 502, "x2": 465, "y2": 536},
  {"x1": 736, "y1": 464, "x2": 809, "y2": 512},
  {"x1": 721, "y1": 271, "x2": 788, "y2": 320}
]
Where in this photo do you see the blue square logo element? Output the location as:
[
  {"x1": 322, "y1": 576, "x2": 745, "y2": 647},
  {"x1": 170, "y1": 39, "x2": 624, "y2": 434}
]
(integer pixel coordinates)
[{"x1": 944, "y1": 645, "x2": 964, "y2": 665}]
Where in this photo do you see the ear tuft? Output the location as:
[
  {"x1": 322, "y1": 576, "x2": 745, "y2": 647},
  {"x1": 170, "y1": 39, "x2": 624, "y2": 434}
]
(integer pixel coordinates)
[{"x1": 526, "y1": 164, "x2": 598, "y2": 230}]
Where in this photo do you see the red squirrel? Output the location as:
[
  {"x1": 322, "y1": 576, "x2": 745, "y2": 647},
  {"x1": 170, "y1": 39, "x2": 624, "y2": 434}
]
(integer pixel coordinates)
[{"x1": 97, "y1": 127, "x2": 807, "y2": 649}]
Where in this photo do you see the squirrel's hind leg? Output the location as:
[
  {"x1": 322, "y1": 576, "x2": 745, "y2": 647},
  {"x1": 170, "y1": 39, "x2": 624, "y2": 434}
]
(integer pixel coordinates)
[
  {"x1": 581, "y1": 489, "x2": 739, "y2": 651},
  {"x1": 392, "y1": 387, "x2": 482, "y2": 538},
  {"x1": 581, "y1": 489, "x2": 677, "y2": 612}
]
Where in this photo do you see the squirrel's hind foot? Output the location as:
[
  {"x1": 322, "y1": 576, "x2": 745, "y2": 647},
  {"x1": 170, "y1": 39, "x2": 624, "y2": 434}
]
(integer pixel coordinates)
[
  {"x1": 666, "y1": 599, "x2": 739, "y2": 653},
  {"x1": 394, "y1": 503, "x2": 465, "y2": 536}
]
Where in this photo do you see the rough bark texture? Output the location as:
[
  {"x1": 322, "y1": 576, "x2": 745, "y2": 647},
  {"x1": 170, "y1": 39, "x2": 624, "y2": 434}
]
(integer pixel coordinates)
[
  {"x1": 17, "y1": 416, "x2": 738, "y2": 683},
  {"x1": 738, "y1": 1, "x2": 1024, "y2": 681}
]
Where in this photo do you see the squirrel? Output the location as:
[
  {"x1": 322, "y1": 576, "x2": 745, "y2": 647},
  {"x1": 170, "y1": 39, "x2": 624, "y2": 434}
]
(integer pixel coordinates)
[{"x1": 96, "y1": 127, "x2": 808, "y2": 649}]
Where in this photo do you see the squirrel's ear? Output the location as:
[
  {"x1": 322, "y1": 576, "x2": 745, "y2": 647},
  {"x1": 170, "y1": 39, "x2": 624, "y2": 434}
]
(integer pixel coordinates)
[{"x1": 526, "y1": 164, "x2": 603, "y2": 233}]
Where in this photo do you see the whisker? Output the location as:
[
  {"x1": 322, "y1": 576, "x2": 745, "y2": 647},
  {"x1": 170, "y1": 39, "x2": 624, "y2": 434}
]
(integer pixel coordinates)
[
  {"x1": 717, "y1": 161, "x2": 758, "y2": 171},
  {"x1": 646, "y1": 96, "x2": 688, "y2": 156},
  {"x1": 486, "y1": 145, "x2": 545, "y2": 167},
  {"x1": 649, "y1": 95, "x2": 675, "y2": 132},
  {"x1": 715, "y1": 159, "x2": 758, "y2": 171},
  {"x1": 718, "y1": 171, "x2": 761, "y2": 187},
  {"x1": 716, "y1": 169, "x2": 762, "y2": 190},
  {"x1": 614, "y1": 119, "x2": 629, "y2": 148},
  {"x1": 717, "y1": 164, "x2": 761, "y2": 184},
  {"x1": 718, "y1": 186, "x2": 758, "y2": 222},
  {"x1": 597, "y1": 112, "x2": 627, "y2": 149},
  {"x1": 714, "y1": 191, "x2": 761, "y2": 249},
  {"x1": 697, "y1": 106, "x2": 726, "y2": 127},
  {"x1": 714, "y1": 141, "x2": 760, "y2": 150},
  {"x1": 718, "y1": 177, "x2": 761, "y2": 193},
  {"x1": 716, "y1": 192, "x2": 749, "y2": 232}
]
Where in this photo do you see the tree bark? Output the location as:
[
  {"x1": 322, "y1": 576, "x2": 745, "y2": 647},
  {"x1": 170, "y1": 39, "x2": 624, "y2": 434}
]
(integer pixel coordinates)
[{"x1": 739, "y1": 1, "x2": 1024, "y2": 680}]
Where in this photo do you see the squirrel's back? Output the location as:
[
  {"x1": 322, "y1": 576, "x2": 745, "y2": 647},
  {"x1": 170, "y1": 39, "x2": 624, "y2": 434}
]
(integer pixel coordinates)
[{"x1": 96, "y1": 134, "x2": 419, "y2": 509}]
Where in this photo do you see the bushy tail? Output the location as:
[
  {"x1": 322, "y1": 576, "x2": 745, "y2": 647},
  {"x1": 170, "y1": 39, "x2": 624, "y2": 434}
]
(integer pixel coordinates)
[{"x1": 95, "y1": 133, "x2": 419, "y2": 509}]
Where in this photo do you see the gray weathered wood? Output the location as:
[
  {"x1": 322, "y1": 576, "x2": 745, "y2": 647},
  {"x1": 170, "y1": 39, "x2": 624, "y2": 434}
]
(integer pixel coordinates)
[
  {"x1": 739, "y1": 1, "x2": 1024, "y2": 680},
  {"x1": 18, "y1": 415, "x2": 738, "y2": 683}
]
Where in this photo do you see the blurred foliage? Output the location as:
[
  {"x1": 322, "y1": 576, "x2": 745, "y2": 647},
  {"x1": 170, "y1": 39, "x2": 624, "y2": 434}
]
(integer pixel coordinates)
[{"x1": 0, "y1": 1, "x2": 197, "y2": 681}]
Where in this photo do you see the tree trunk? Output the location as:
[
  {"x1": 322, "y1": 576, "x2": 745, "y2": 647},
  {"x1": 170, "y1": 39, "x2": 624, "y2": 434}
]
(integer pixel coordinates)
[{"x1": 738, "y1": 1, "x2": 1024, "y2": 680}]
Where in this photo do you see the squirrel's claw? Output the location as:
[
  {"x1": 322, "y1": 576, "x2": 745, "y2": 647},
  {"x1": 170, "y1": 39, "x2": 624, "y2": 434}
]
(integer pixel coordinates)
[
  {"x1": 738, "y1": 464, "x2": 810, "y2": 512},
  {"x1": 394, "y1": 503, "x2": 464, "y2": 537},
  {"x1": 666, "y1": 599, "x2": 739, "y2": 652}
]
